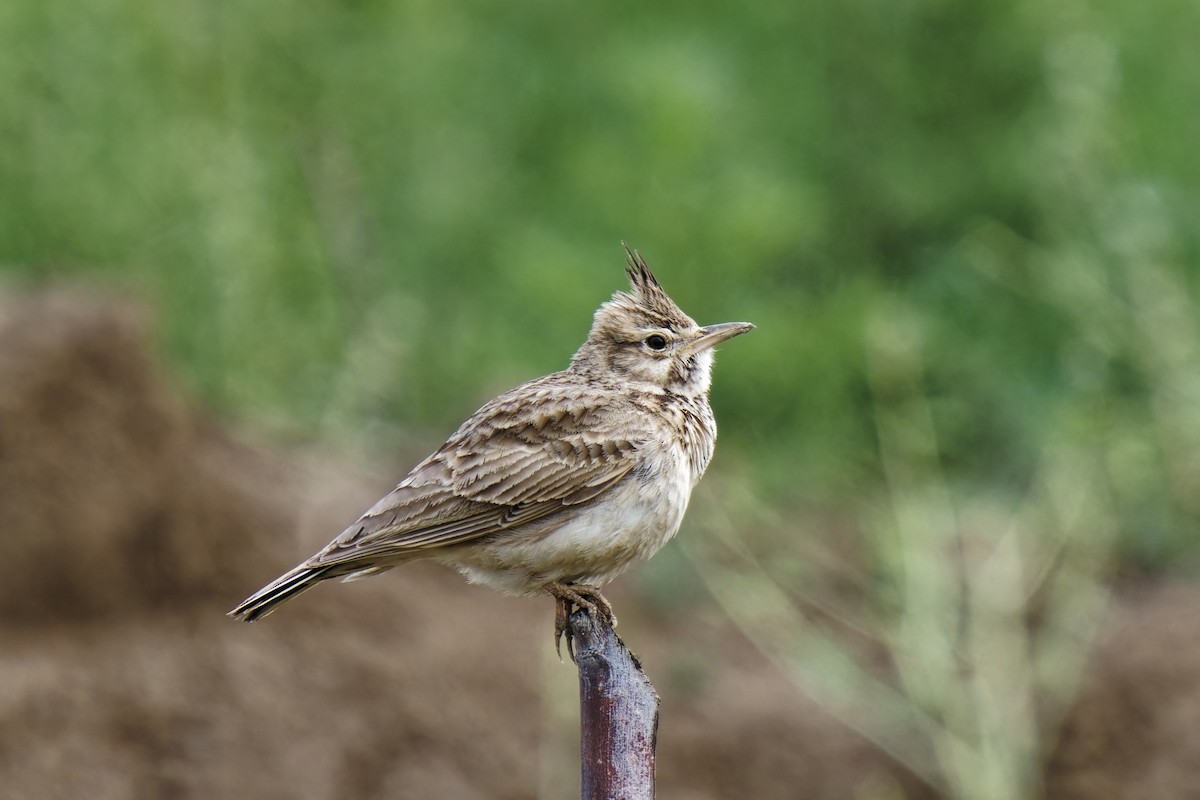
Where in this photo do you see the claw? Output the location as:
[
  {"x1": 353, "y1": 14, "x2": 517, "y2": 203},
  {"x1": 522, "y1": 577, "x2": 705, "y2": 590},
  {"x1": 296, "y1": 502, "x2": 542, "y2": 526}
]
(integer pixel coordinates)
[{"x1": 545, "y1": 582, "x2": 616, "y2": 661}]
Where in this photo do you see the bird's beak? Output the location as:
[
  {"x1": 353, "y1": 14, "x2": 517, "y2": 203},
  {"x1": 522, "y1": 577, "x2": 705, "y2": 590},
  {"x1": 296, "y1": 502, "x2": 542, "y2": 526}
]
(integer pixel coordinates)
[{"x1": 682, "y1": 321, "x2": 755, "y2": 355}]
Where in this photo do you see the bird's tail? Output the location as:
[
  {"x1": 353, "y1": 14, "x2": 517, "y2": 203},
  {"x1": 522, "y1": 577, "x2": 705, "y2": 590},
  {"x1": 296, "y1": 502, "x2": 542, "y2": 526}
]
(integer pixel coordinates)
[{"x1": 228, "y1": 563, "x2": 335, "y2": 622}]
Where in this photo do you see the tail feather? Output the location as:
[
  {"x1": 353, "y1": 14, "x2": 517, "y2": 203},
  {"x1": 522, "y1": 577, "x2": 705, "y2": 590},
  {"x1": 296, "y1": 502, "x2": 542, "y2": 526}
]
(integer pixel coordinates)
[{"x1": 228, "y1": 563, "x2": 335, "y2": 622}]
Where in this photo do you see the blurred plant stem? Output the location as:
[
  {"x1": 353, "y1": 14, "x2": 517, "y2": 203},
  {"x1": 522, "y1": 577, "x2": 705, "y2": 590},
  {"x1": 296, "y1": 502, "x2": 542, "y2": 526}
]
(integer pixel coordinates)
[
  {"x1": 681, "y1": 7, "x2": 1200, "y2": 796},
  {"x1": 686, "y1": 305, "x2": 1116, "y2": 798}
]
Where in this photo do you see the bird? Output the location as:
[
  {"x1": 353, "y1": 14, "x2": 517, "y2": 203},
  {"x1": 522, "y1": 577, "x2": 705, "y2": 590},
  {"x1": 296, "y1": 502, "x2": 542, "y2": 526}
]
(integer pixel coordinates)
[{"x1": 228, "y1": 244, "x2": 753, "y2": 657}]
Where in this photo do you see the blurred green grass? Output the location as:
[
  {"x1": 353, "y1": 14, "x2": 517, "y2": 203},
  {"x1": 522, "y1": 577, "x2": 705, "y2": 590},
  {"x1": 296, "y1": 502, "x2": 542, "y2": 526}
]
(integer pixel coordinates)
[
  {"x1": 3, "y1": 3, "x2": 1199, "y2": 555},
  {"x1": 5, "y1": 0, "x2": 1196, "y2": 567}
]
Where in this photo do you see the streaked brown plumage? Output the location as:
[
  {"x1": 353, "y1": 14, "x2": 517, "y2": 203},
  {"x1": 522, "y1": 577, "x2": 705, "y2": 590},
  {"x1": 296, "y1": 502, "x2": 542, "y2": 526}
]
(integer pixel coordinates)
[{"x1": 228, "y1": 244, "x2": 753, "y2": 655}]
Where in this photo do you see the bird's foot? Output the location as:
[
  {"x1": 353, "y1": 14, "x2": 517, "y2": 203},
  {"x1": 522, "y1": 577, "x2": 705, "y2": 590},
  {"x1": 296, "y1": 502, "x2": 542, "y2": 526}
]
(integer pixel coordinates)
[{"x1": 545, "y1": 582, "x2": 616, "y2": 661}]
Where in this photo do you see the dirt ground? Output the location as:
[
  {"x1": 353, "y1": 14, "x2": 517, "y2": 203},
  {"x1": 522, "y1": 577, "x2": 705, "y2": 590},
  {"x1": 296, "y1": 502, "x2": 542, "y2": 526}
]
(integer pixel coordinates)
[{"x1": 2, "y1": 288, "x2": 1198, "y2": 799}]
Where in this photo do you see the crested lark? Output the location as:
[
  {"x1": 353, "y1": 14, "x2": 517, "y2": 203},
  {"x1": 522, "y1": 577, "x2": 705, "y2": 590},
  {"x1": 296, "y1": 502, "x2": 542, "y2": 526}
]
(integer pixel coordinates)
[{"x1": 229, "y1": 245, "x2": 753, "y2": 656}]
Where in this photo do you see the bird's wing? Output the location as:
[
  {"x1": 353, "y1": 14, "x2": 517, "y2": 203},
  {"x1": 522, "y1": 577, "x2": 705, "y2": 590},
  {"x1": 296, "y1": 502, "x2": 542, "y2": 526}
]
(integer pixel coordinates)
[
  {"x1": 445, "y1": 378, "x2": 647, "y2": 507},
  {"x1": 308, "y1": 376, "x2": 653, "y2": 567}
]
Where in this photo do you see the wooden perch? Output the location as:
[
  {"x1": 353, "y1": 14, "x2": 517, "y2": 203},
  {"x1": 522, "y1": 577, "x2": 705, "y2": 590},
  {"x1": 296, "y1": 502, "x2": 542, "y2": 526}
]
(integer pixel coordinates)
[{"x1": 570, "y1": 608, "x2": 660, "y2": 800}]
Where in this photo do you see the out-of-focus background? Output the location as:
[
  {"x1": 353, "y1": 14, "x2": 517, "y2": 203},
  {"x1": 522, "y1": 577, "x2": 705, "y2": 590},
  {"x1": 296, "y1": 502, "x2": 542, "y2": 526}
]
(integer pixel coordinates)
[{"x1": 3, "y1": 1, "x2": 1200, "y2": 798}]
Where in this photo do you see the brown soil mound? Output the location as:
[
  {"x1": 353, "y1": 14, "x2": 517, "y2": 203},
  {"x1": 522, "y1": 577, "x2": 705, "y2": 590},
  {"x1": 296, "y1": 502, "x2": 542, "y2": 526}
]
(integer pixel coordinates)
[
  {"x1": 1045, "y1": 583, "x2": 1200, "y2": 799},
  {"x1": 0, "y1": 287, "x2": 544, "y2": 799},
  {"x1": 1, "y1": 287, "x2": 1198, "y2": 799},
  {"x1": 0, "y1": 288, "x2": 279, "y2": 623}
]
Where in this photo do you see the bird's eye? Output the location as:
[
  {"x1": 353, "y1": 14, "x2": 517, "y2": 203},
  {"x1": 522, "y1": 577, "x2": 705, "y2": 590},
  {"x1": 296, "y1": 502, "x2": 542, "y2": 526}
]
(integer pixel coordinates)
[{"x1": 645, "y1": 334, "x2": 668, "y2": 351}]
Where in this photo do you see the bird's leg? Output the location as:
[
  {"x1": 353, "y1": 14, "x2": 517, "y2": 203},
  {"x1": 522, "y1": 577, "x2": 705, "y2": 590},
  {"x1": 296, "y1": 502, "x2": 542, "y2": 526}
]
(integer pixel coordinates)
[{"x1": 545, "y1": 582, "x2": 616, "y2": 661}]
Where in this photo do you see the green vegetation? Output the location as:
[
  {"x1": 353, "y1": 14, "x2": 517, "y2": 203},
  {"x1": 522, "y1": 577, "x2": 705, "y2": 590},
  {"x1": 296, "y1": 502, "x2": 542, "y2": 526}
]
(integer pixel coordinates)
[
  {"x1": 3, "y1": 2, "x2": 1198, "y2": 797},
  {"x1": 4, "y1": 0, "x2": 1196, "y2": 558}
]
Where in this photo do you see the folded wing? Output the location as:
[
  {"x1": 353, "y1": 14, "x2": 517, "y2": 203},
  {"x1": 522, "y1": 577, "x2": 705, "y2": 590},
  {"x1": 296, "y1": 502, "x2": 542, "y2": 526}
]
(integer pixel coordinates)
[{"x1": 309, "y1": 375, "x2": 651, "y2": 569}]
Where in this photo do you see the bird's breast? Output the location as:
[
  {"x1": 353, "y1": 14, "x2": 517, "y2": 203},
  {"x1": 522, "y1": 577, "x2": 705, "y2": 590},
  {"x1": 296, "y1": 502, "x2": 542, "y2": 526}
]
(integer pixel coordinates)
[
  {"x1": 667, "y1": 395, "x2": 717, "y2": 484},
  {"x1": 445, "y1": 442, "x2": 696, "y2": 595}
]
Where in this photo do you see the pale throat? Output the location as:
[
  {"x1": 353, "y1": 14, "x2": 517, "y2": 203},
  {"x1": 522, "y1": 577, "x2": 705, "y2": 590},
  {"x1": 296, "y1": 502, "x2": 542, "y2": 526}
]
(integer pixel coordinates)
[{"x1": 668, "y1": 350, "x2": 714, "y2": 397}]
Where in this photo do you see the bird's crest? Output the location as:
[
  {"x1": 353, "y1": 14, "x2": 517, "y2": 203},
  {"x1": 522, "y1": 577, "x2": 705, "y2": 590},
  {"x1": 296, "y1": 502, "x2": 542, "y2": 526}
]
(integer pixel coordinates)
[{"x1": 613, "y1": 242, "x2": 694, "y2": 330}]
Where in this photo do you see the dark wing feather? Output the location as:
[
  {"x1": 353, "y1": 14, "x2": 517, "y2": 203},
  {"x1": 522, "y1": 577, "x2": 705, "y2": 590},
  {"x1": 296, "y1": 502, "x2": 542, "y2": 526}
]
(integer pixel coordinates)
[{"x1": 308, "y1": 374, "x2": 652, "y2": 568}]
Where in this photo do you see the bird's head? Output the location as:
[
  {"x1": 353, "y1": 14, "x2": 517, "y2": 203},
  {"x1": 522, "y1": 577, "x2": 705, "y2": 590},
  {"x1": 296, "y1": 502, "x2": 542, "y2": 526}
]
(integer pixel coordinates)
[{"x1": 570, "y1": 245, "x2": 754, "y2": 395}]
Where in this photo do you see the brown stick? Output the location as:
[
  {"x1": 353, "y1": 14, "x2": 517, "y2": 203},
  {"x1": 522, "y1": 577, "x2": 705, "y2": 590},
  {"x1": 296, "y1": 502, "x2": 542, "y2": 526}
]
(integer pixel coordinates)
[{"x1": 570, "y1": 608, "x2": 660, "y2": 800}]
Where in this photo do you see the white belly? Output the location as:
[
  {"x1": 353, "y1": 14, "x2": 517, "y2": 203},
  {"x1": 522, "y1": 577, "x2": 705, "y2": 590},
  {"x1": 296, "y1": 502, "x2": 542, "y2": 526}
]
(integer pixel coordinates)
[{"x1": 442, "y1": 445, "x2": 697, "y2": 595}]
